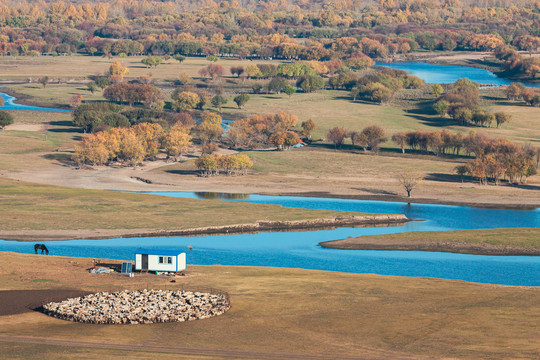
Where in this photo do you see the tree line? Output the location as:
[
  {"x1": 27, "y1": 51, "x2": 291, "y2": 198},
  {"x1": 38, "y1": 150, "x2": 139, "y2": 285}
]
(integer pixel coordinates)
[
  {"x1": 325, "y1": 125, "x2": 538, "y2": 185},
  {"x1": 73, "y1": 122, "x2": 192, "y2": 166},
  {"x1": 1, "y1": 0, "x2": 538, "y2": 70}
]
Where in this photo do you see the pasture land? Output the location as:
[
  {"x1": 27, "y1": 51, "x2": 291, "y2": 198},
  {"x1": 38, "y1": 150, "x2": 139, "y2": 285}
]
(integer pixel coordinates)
[
  {"x1": 321, "y1": 228, "x2": 540, "y2": 255},
  {"x1": 0, "y1": 177, "x2": 366, "y2": 236},
  {"x1": 0, "y1": 252, "x2": 538, "y2": 359}
]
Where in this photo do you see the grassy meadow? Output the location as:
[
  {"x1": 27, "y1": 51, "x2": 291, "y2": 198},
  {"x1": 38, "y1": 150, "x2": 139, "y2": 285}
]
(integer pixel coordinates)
[
  {"x1": 322, "y1": 228, "x2": 540, "y2": 251},
  {"x1": 2, "y1": 54, "x2": 538, "y2": 148},
  {"x1": 0, "y1": 177, "x2": 368, "y2": 232},
  {"x1": 0, "y1": 252, "x2": 539, "y2": 359}
]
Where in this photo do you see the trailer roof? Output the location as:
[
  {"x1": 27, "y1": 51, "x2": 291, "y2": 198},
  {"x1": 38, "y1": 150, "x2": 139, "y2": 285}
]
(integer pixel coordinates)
[{"x1": 135, "y1": 248, "x2": 185, "y2": 256}]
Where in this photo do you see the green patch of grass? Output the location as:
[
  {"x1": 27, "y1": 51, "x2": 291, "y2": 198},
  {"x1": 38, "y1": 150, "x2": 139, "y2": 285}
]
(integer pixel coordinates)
[
  {"x1": 353, "y1": 228, "x2": 540, "y2": 249},
  {"x1": 32, "y1": 279, "x2": 59, "y2": 283},
  {"x1": 0, "y1": 177, "x2": 367, "y2": 232}
]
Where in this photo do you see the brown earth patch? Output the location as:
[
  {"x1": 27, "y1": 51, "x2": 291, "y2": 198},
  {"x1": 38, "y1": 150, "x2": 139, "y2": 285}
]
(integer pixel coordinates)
[{"x1": 0, "y1": 289, "x2": 90, "y2": 316}]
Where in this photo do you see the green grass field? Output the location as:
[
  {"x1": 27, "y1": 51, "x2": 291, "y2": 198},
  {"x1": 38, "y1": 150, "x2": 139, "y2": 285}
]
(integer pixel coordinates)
[
  {"x1": 0, "y1": 111, "x2": 78, "y2": 171},
  {"x1": 3, "y1": 55, "x2": 538, "y2": 147},
  {"x1": 0, "y1": 177, "x2": 366, "y2": 232},
  {"x1": 0, "y1": 252, "x2": 538, "y2": 359}
]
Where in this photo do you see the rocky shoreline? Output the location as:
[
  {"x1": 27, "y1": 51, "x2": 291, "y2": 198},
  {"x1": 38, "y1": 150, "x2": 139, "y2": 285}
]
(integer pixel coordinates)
[
  {"x1": 42, "y1": 289, "x2": 230, "y2": 324},
  {"x1": 0, "y1": 214, "x2": 409, "y2": 241}
]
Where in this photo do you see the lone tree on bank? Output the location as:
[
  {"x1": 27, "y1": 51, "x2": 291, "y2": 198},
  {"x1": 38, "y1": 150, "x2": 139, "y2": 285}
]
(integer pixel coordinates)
[
  {"x1": 39, "y1": 76, "x2": 49, "y2": 88},
  {"x1": 0, "y1": 110, "x2": 14, "y2": 130},
  {"x1": 398, "y1": 168, "x2": 423, "y2": 198}
]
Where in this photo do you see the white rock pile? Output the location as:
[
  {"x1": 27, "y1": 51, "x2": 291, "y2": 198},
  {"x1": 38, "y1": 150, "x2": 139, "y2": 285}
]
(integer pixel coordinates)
[{"x1": 42, "y1": 289, "x2": 230, "y2": 324}]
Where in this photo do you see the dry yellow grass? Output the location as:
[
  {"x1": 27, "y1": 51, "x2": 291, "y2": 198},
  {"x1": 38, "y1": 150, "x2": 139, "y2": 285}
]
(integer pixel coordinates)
[{"x1": 0, "y1": 252, "x2": 538, "y2": 359}]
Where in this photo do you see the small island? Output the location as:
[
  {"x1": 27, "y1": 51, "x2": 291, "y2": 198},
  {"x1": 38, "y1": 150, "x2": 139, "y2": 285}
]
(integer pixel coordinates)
[{"x1": 320, "y1": 228, "x2": 540, "y2": 256}]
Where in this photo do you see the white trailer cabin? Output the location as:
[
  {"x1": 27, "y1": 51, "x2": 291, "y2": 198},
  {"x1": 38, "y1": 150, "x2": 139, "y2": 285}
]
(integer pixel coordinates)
[{"x1": 135, "y1": 249, "x2": 186, "y2": 272}]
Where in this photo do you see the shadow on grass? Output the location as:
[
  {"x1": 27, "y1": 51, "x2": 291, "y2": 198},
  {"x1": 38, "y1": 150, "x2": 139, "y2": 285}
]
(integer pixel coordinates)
[
  {"x1": 513, "y1": 183, "x2": 540, "y2": 191},
  {"x1": 42, "y1": 153, "x2": 74, "y2": 165},
  {"x1": 425, "y1": 173, "x2": 473, "y2": 183},
  {"x1": 164, "y1": 169, "x2": 200, "y2": 176},
  {"x1": 352, "y1": 187, "x2": 399, "y2": 196}
]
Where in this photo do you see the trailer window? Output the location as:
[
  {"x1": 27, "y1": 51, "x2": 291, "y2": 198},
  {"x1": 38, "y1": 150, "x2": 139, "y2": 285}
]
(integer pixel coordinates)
[{"x1": 159, "y1": 256, "x2": 172, "y2": 264}]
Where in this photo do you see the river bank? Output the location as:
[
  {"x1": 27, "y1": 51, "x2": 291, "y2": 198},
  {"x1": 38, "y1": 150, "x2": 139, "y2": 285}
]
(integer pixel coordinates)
[
  {"x1": 0, "y1": 214, "x2": 408, "y2": 241},
  {"x1": 319, "y1": 228, "x2": 540, "y2": 256}
]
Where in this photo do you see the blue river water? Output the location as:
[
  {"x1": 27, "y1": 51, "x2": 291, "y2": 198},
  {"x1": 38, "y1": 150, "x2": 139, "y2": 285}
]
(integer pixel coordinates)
[
  {"x1": 0, "y1": 91, "x2": 70, "y2": 111},
  {"x1": 1, "y1": 192, "x2": 539, "y2": 286},
  {"x1": 377, "y1": 62, "x2": 540, "y2": 88}
]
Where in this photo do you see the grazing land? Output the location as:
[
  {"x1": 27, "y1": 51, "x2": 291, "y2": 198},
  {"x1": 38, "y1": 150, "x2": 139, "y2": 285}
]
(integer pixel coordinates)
[
  {"x1": 320, "y1": 228, "x2": 540, "y2": 256},
  {"x1": 0, "y1": 252, "x2": 538, "y2": 360},
  {"x1": 0, "y1": 177, "x2": 388, "y2": 241}
]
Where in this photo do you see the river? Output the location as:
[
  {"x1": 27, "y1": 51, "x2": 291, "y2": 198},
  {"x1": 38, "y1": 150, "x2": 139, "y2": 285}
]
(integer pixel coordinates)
[
  {"x1": 1, "y1": 192, "x2": 538, "y2": 286},
  {"x1": 376, "y1": 62, "x2": 540, "y2": 88},
  {"x1": 0, "y1": 91, "x2": 70, "y2": 111}
]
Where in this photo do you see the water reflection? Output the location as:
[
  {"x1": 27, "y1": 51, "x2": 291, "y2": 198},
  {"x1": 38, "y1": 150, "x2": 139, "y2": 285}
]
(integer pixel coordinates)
[{"x1": 194, "y1": 192, "x2": 250, "y2": 200}]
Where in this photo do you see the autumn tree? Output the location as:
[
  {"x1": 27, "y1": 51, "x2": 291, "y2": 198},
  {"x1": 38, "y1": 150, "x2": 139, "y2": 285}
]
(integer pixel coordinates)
[
  {"x1": 69, "y1": 94, "x2": 83, "y2": 108},
  {"x1": 132, "y1": 123, "x2": 164, "y2": 158},
  {"x1": 171, "y1": 90, "x2": 200, "y2": 111},
  {"x1": 392, "y1": 132, "x2": 407, "y2": 153},
  {"x1": 199, "y1": 64, "x2": 225, "y2": 79},
  {"x1": 398, "y1": 168, "x2": 423, "y2": 198},
  {"x1": 494, "y1": 112, "x2": 511, "y2": 128},
  {"x1": 73, "y1": 133, "x2": 110, "y2": 166},
  {"x1": 361, "y1": 126, "x2": 387, "y2": 154},
  {"x1": 432, "y1": 84, "x2": 444, "y2": 97},
  {"x1": 194, "y1": 154, "x2": 219, "y2": 176},
  {"x1": 269, "y1": 131, "x2": 301, "y2": 150},
  {"x1": 109, "y1": 61, "x2": 129, "y2": 79},
  {"x1": 327, "y1": 126, "x2": 347, "y2": 149},
  {"x1": 163, "y1": 126, "x2": 192, "y2": 161},
  {"x1": 301, "y1": 119, "x2": 316, "y2": 140}
]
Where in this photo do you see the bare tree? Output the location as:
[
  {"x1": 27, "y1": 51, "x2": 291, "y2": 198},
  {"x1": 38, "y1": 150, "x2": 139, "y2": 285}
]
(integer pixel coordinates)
[{"x1": 398, "y1": 168, "x2": 423, "y2": 198}]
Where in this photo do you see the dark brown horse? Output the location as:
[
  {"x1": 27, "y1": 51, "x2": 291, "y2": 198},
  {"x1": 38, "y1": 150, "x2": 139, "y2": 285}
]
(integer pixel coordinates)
[{"x1": 34, "y1": 244, "x2": 49, "y2": 255}]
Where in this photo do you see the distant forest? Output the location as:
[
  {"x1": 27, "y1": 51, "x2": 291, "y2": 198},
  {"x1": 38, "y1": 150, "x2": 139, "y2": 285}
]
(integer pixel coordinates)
[{"x1": 0, "y1": 0, "x2": 538, "y2": 61}]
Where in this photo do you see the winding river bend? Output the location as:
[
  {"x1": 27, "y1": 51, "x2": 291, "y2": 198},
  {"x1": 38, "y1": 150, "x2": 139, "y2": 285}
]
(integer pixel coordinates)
[
  {"x1": 1, "y1": 192, "x2": 538, "y2": 286},
  {"x1": 1, "y1": 62, "x2": 539, "y2": 285},
  {"x1": 0, "y1": 91, "x2": 70, "y2": 111}
]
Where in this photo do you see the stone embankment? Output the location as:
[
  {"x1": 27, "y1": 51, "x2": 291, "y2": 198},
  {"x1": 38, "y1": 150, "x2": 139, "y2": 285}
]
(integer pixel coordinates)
[
  {"x1": 162, "y1": 214, "x2": 410, "y2": 237},
  {"x1": 42, "y1": 289, "x2": 230, "y2": 324}
]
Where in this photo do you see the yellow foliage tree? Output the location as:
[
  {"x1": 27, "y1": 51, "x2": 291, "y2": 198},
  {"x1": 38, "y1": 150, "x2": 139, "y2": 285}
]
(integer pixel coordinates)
[{"x1": 109, "y1": 61, "x2": 129, "y2": 79}]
